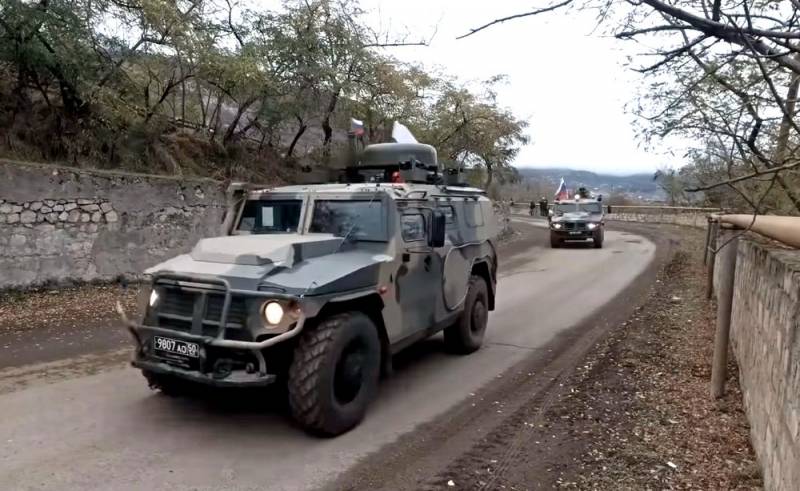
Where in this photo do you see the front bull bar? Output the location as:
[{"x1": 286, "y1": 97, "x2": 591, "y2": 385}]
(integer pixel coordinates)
[{"x1": 116, "y1": 272, "x2": 308, "y2": 377}]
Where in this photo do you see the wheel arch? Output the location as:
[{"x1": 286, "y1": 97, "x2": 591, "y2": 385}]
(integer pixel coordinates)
[
  {"x1": 313, "y1": 293, "x2": 392, "y2": 376},
  {"x1": 470, "y1": 259, "x2": 495, "y2": 310}
]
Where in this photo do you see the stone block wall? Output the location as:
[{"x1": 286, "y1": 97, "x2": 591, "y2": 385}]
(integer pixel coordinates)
[
  {"x1": 0, "y1": 160, "x2": 227, "y2": 289},
  {"x1": 726, "y1": 239, "x2": 800, "y2": 490},
  {"x1": 605, "y1": 211, "x2": 708, "y2": 228}
]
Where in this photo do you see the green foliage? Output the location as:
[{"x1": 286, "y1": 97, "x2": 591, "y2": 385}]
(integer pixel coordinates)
[{"x1": 0, "y1": 0, "x2": 529, "y2": 184}]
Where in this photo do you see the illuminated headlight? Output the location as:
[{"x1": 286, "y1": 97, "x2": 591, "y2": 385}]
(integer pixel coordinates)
[
  {"x1": 262, "y1": 301, "x2": 285, "y2": 326},
  {"x1": 587, "y1": 223, "x2": 598, "y2": 230},
  {"x1": 553, "y1": 223, "x2": 563, "y2": 229},
  {"x1": 149, "y1": 289, "x2": 160, "y2": 307}
]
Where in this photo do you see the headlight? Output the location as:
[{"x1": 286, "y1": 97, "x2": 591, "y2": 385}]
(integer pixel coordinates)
[
  {"x1": 149, "y1": 289, "x2": 159, "y2": 307},
  {"x1": 587, "y1": 223, "x2": 598, "y2": 230},
  {"x1": 262, "y1": 301, "x2": 284, "y2": 326},
  {"x1": 553, "y1": 223, "x2": 563, "y2": 229}
]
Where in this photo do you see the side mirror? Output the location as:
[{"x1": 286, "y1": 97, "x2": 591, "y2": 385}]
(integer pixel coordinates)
[{"x1": 429, "y1": 210, "x2": 446, "y2": 248}]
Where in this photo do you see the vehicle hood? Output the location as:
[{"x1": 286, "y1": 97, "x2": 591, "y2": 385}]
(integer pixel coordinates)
[{"x1": 144, "y1": 234, "x2": 394, "y2": 294}]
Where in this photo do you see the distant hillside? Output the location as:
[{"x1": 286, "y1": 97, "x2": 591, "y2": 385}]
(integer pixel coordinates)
[{"x1": 516, "y1": 167, "x2": 664, "y2": 201}]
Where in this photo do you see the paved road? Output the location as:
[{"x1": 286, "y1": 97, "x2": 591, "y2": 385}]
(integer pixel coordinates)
[{"x1": 0, "y1": 223, "x2": 655, "y2": 491}]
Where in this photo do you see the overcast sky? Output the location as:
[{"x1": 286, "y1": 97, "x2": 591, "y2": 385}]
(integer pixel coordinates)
[{"x1": 367, "y1": 0, "x2": 686, "y2": 175}]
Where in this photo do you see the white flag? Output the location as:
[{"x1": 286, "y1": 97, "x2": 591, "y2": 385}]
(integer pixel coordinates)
[{"x1": 391, "y1": 121, "x2": 418, "y2": 143}]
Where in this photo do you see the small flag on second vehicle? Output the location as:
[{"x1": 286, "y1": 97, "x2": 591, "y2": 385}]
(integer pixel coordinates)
[
  {"x1": 555, "y1": 177, "x2": 570, "y2": 201},
  {"x1": 350, "y1": 118, "x2": 365, "y2": 136}
]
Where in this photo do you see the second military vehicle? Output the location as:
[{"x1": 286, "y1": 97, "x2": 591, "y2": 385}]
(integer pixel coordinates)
[
  {"x1": 549, "y1": 188, "x2": 605, "y2": 248},
  {"x1": 119, "y1": 134, "x2": 499, "y2": 436}
]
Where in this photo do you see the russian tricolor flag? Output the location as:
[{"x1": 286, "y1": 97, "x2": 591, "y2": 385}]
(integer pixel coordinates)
[{"x1": 554, "y1": 177, "x2": 569, "y2": 201}]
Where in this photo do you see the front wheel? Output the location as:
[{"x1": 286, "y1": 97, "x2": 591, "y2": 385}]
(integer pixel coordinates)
[
  {"x1": 444, "y1": 275, "x2": 489, "y2": 354},
  {"x1": 550, "y1": 233, "x2": 561, "y2": 248},
  {"x1": 288, "y1": 312, "x2": 381, "y2": 436},
  {"x1": 593, "y1": 229, "x2": 604, "y2": 248}
]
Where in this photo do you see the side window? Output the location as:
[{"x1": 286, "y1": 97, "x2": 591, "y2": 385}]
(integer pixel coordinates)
[
  {"x1": 465, "y1": 202, "x2": 484, "y2": 227},
  {"x1": 438, "y1": 205, "x2": 455, "y2": 225},
  {"x1": 401, "y1": 214, "x2": 426, "y2": 242}
]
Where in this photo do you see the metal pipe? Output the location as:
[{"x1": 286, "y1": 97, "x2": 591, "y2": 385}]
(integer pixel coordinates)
[
  {"x1": 612, "y1": 205, "x2": 723, "y2": 211},
  {"x1": 706, "y1": 220, "x2": 719, "y2": 300},
  {"x1": 715, "y1": 214, "x2": 800, "y2": 249},
  {"x1": 710, "y1": 231, "x2": 739, "y2": 399}
]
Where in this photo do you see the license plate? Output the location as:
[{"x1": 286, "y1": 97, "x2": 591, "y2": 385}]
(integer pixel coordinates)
[
  {"x1": 153, "y1": 336, "x2": 200, "y2": 359},
  {"x1": 569, "y1": 231, "x2": 582, "y2": 235}
]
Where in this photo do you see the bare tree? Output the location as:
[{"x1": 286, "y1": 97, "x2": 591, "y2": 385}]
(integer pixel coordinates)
[{"x1": 460, "y1": 1, "x2": 800, "y2": 213}]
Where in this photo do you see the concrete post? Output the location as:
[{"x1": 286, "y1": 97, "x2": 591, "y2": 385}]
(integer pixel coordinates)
[
  {"x1": 710, "y1": 231, "x2": 739, "y2": 399},
  {"x1": 706, "y1": 220, "x2": 719, "y2": 300},
  {"x1": 703, "y1": 217, "x2": 712, "y2": 265}
]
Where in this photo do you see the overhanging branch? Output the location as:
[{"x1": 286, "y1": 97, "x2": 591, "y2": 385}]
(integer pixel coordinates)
[{"x1": 457, "y1": 0, "x2": 573, "y2": 39}]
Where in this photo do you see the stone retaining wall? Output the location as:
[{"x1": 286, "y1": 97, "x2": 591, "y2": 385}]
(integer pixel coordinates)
[
  {"x1": 0, "y1": 160, "x2": 227, "y2": 289},
  {"x1": 605, "y1": 212, "x2": 708, "y2": 228},
  {"x1": 716, "y1": 239, "x2": 800, "y2": 490}
]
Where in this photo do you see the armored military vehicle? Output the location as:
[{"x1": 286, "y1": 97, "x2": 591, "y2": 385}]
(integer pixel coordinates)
[
  {"x1": 549, "y1": 188, "x2": 605, "y2": 248},
  {"x1": 119, "y1": 134, "x2": 499, "y2": 436}
]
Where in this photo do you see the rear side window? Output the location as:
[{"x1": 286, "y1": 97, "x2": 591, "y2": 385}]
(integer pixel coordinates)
[{"x1": 465, "y1": 202, "x2": 484, "y2": 227}]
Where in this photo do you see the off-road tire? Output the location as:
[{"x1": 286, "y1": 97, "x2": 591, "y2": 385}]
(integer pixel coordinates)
[
  {"x1": 593, "y1": 229, "x2": 604, "y2": 249},
  {"x1": 550, "y1": 234, "x2": 561, "y2": 248},
  {"x1": 143, "y1": 370, "x2": 193, "y2": 397},
  {"x1": 288, "y1": 312, "x2": 381, "y2": 437},
  {"x1": 444, "y1": 275, "x2": 489, "y2": 354}
]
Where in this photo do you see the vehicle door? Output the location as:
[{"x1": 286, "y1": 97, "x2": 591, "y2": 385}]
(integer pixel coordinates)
[{"x1": 396, "y1": 207, "x2": 440, "y2": 334}]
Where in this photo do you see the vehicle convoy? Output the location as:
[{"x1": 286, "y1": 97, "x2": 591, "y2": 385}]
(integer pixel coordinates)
[
  {"x1": 119, "y1": 134, "x2": 499, "y2": 436},
  {"x1": 548, "y1": 188, "x2": 605, "y2": 248}
]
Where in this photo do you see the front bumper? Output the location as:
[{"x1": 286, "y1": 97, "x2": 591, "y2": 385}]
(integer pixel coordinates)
[
  {"x1": 551, "y1": 228, "x2": 600, "y2": 239},
  {"x1": 133, "y1": 359, "x2": 277, "y2": 387},
  {"x1": 126, "y1": 323, "x2": 302, "y2": 387}
]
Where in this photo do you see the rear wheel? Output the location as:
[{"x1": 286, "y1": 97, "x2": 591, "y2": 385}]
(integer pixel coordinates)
[
  {"x1": 288, "y1": 312, "x2": 381, "y2": 436},
  {"x1": 444, "y1": 275, "x2": 489, "y2": 354}
]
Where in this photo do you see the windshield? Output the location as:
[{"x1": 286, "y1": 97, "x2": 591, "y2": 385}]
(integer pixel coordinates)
[
  {"x1": 237, "y1": 200, "x2": 302, "y2": 234},
  {"x1": 554, "y1": 202, "x2": 602, "y2": 214},
  {"x1": 309, "y1": 199, "x2": 386, "y2": 241}
]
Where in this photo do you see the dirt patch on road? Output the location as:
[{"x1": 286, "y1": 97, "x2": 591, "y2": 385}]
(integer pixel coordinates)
[
  {"x1": 0, "y1": 283, "x2": 139, "y2": 334},
  {"x1": 330, "y1": 224, "x2": 760, "y2": 491},
  {"x1": 0, "y1": 283, "x2": 139, "y2": 368}
]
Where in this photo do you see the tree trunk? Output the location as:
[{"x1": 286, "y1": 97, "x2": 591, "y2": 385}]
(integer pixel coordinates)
[
  {"x1": 485, "y1": 161, "x2": 494, "y2": 189},
  {"x1": 287, "y1": 116, "x2": 308, "y2": 158},
  {"x1": 772, "y1": 67, "x2": 800, "y2": 213},
  {"x1": 321, "y1": 89, "x2": 341, "y2": 162},
  {"x1": 223, "y1": 98, "x2": 256, "y2": 145}
]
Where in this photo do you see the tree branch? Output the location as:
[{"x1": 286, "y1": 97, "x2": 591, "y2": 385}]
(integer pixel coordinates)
[
  {"x1": 686, "y1": 160, "x2": 800, "y2": 192},
  {"x1": 457, "y1": 0, "x2": 573, "y2": 39}
]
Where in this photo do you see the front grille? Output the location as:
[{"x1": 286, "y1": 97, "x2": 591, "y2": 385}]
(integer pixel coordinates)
[
  {"x1": 160, "y1": 289, "x2": 195, "y2": 317},
  {"x1": 205, "y1": 294, "x2": 248, "y2": 327},
  {"x1": 564, "y1": 222, "x2": 587, "y2": 231},
  {"x1": 153, "y1": 286, "x2": 249, "y2": 336}
]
